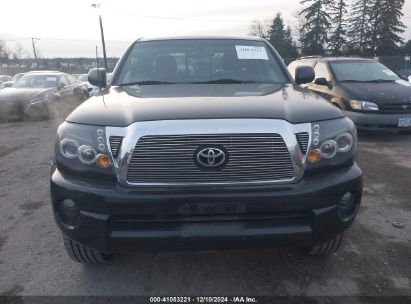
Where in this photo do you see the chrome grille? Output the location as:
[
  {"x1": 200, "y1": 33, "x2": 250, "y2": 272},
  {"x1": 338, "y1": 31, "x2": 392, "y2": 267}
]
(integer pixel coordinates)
[
  {"x1": 296, "y1": 132, "x2": 309, "y2": 154},
  {"x1": 127, "y1": 134, "x2": 295, "y2": 184},
  {"x1": 109, "y1": 136, "x2": 123, "y2": 158}
]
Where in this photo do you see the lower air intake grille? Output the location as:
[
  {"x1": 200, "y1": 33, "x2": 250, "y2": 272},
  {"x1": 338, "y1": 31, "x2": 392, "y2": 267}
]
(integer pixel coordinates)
[
  {"x1": 127, "y1": 134, "x2": 295, "y2": 184},
  {"x1": 111, "y1": 211, "x2": 311, "y2": 231},
  {"x1": 109, "y1": 136, "x2": 123, "y2": 158},
  {"x1": 296, "y1": 132, "x2": 309, "y2": 153}
]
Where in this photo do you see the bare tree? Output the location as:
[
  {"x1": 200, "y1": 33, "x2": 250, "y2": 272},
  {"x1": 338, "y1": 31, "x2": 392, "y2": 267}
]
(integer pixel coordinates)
[
  {"x1": 0, "y1": 40, "x2": 10, "y2": 61},
  {"x1": 12, "y1": 43, "x2": 26, "y2": 59},
  {"x1": 248, "y1": 19, "x2": 270, "y2": 39}
]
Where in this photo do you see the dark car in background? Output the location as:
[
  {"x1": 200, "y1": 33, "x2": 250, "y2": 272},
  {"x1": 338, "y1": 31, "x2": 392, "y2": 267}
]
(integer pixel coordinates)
[
  {"x1": 0, "y1": 71, "x2": 89, "y2": 121},
  {"x1": 288, "y1": 57, "x2": 411, "y2": 131}
]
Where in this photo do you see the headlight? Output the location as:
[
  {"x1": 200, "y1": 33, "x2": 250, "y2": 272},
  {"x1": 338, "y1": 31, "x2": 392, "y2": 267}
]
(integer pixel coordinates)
[
  {"x1": 306, "y1": 117, "x2": 357, "y2": 174},
  {"x1": 59, "y1": 138, "x2": 79, "y2": 159},
  {"x1": 78, "y1": 145, "x2": 97, "y2": 164},
  {"x1": 55, "y1": 122, "x2": 114, "y2": 178},
  {"x1": 349, "y1": 100, "x2": 379, "y2": 111}
]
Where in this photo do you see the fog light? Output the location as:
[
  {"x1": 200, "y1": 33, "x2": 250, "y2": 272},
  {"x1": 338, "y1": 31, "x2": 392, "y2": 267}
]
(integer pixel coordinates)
[
  {"x1": 308, "y1": 149, "x2": 321, "y2": 163},
  {"x1": 96, "y1": 153, "x2": 111, "y2": 168},
  {"x1": 59, "y1": 199, "x2": 80, "y2": 225},
  {"x1": 338, "y1": 193, "x2": 357, "y2": 221}
]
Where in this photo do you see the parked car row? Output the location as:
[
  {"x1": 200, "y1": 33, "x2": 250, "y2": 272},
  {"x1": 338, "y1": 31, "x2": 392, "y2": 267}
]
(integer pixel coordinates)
[
  {"x1": 0, "y1": 70, "x2": 114, "y2": 121},
  {"x1": 0, "y1": 70, "x2": 89, "y2": 121}
]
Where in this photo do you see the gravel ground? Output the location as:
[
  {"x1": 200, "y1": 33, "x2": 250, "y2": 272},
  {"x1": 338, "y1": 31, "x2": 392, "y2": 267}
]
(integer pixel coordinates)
[{"x1": 0, "y1": 116, "x2": 410, "y2": 298}]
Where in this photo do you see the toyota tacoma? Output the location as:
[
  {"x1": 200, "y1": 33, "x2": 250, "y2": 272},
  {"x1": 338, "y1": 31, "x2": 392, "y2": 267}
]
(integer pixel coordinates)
[{"x1": 50, "y1": 36, "x2": 363, "y2": 264}]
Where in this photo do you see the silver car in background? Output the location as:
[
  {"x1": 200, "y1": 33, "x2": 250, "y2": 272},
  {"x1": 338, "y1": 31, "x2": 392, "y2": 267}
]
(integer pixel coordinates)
[
  {"x1": 0, "y1": 73, "x2": 26, "y2": 89},
  {"x1": 0, "y1": 75, "x2": 12, "y2": 85}
]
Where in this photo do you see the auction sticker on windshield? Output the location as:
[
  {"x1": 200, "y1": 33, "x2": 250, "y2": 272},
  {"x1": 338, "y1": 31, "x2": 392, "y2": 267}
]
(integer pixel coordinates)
[
  {"x1": 235, "y1": 45, "x2": 269, "y2": 60},
  {"x1": 398, "y1": 118, "x2": 411, "y2": 128}
]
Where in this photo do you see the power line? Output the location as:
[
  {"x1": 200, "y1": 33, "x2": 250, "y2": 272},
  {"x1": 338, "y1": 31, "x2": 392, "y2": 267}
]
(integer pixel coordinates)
[
  {"x1": 110, "y1": 12, "x2": 299, "y2": 24},
  {"x1": 110, "y1": 12, "x2": 411, "y2": 23},
  {"x1": 2, "y1": 37, "x2": 130, "y2": 43},
  {"x1": 1, "y1": 38, "x2": 31, "y2": 42},
  {"x1": 2, "y1": 12, "x2": 410, "y2": 45}
]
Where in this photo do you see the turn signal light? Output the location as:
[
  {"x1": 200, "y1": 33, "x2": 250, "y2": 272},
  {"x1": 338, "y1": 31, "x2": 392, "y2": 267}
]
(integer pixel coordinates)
[
  {"x1": 308, "y1": 149, "x2": 321, "y2": 163},
  {"x1": 96, "y1": 153, "x2": 111, "y2": 168}
]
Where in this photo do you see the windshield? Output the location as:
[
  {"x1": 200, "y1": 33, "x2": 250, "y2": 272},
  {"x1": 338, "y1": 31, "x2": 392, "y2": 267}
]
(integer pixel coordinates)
[
  {"x1": 13, "y1": 74, "x2": 58, "y2": 88},
  {"x1": 115, "y1": 39, "x2": 289, "y2": 85},
  {"x1": 330, "y1": 61, "x2": 401, "y2": 82}
]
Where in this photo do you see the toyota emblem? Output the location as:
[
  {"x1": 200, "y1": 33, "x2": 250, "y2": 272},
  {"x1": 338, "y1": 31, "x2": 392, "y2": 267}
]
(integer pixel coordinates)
[{"x1": 195, "y1": 147, "x2": 227, "y2": 169}]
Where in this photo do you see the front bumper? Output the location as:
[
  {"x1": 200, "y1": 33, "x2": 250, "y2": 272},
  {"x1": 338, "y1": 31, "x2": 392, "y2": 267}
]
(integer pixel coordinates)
[
  {"x1": 345, "y1": 110, "x2": 411, "y2": 131},
  {"x1": 50, "y1": 164, "x2": 363, "y2": 253}
]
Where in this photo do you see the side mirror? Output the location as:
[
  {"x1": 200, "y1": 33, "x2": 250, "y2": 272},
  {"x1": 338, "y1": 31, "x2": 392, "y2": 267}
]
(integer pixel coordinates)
[
  {"x1": 295, "y1": 66, "x2": 315, "y2": 85},
  {"x1": 315, "y1": 77, "x2": 330, "y2": 86},
  {"x1": 4, "y1": 82, "x2": 12, "y2": 88},
  {"x1": 88, "y1": 68, "x2": 107, "y2": 88}
]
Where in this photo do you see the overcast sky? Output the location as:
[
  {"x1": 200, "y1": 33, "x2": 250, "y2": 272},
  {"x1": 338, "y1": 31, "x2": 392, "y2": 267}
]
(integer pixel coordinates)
[{"x1": 1, "y1": 0, "x2": 410, "y2": 58}]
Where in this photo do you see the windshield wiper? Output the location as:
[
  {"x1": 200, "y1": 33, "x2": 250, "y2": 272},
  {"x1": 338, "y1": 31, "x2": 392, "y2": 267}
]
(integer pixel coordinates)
[
  {"x1": 190, "y1": 79, "x2": 258, "y2": 84},
  {"x1": 118, "y1": 80, "x2": 175, "y2": 86}
]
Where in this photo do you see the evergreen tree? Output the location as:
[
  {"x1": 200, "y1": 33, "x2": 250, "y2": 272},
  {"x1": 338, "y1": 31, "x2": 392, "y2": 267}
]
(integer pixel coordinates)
[
  {"x1": 373, "y1": 0, "x2": 405, "y2": 55},
  {"x1": 347, "y1": 0, "x2": 374, "y2": 54},
  {"x1": 298, "y1": 0, "x2": 332, "y2": 55},
  {"x1": 268, "y1": 13, "x2": 299, "y2": 57},
  {"x1": 369, "y1": 0, "x2": 384, "y2": 54},
  {"x1": 328, "y1": 0, "x2": 348, "y2": 55},
  {"x1": 404, "y1": 39, "x2": 411, "y2": 55},
  {"x1": 284, "y1": 26, "x2": 300, "y2": 58}
]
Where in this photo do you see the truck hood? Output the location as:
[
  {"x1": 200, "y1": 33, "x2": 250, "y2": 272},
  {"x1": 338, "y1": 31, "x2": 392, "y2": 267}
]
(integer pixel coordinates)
[
  {"x1": 338, "y1": 80, "x2": 411, "y2": 104},
  {"x1": 66, "y1": 83, "x2": 344, "y2": 127}
]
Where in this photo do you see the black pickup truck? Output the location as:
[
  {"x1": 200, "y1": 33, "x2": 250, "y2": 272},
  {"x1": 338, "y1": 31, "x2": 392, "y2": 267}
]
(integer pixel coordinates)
[{"x1": 50, "y1": 36, "x2": 362, "y2": 264}]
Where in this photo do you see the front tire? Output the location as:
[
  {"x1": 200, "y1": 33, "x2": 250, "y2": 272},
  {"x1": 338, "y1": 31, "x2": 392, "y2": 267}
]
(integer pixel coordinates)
[
  {"x1": 63, "y1": 237, "x2": 112, "y2": 264},
  {"x1": 305, "y1": 234, "x2": 343, "y2": 256}
]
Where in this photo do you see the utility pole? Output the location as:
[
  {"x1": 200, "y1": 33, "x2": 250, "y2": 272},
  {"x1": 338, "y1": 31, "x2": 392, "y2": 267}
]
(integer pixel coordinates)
[
  {"x1": 92, "y1": 3, "x2": 108, "y2": 71},
  {"x1": 96, "y1": 46, "x2": 99, "y2": 69},
  {"x1": 31, "y1": 38, "x2": 40, "y2": 69}
]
